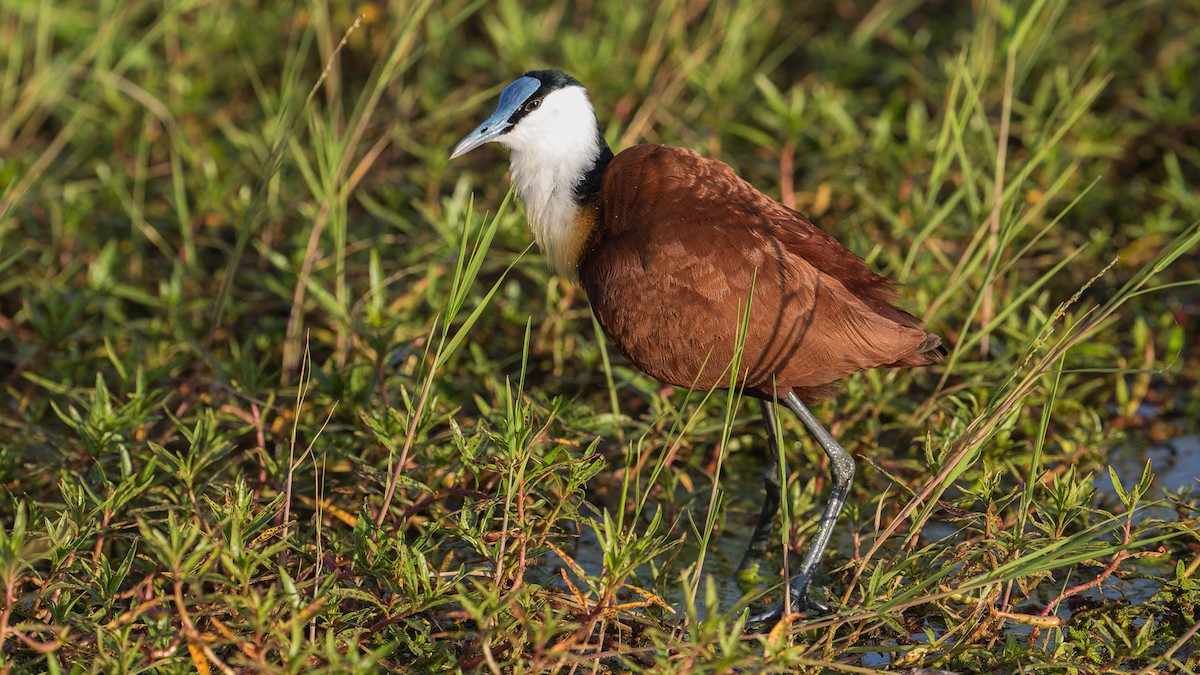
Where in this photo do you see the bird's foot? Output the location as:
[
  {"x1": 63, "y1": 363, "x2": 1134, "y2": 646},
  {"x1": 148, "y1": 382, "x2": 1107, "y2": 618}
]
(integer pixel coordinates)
[{"x1": 744, "y1": 578, "x2": 830, "y2": 631}]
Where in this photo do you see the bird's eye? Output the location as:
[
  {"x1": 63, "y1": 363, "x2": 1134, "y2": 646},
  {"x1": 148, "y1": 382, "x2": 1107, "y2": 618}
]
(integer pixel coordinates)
[{"x1": 527, "y1": 98, "x2": 542, "y2": 111}]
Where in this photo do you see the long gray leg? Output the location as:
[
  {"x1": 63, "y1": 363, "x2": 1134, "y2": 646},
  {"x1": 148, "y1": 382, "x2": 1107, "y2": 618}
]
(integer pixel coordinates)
[
  {"x1": 738, "y1": 400, "x2": 786, "y2": 573},
  {"x1": 748, "y1": 391, "x2": 855, "y2": 625}
]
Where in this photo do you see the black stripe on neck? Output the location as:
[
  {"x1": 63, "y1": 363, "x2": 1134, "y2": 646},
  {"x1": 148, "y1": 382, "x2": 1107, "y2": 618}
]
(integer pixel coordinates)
[{"x1": 573, "y1": 125, "x2": 613, "y2": 203}]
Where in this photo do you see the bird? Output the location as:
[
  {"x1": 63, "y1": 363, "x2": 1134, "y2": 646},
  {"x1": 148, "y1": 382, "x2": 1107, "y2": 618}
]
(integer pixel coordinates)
[{"x1": 450, "y1": 69, "x2": 944, "y2": 625}]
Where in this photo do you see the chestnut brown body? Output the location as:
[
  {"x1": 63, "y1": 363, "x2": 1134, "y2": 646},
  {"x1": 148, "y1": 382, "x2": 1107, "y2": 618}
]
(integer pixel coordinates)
[{"x1": 580, "y1": 144, "x2": 943, "y2": 402}]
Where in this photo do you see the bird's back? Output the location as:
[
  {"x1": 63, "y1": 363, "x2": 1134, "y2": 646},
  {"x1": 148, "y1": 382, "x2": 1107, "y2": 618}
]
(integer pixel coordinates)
[{"x1": 580, "y1": 144, "x2": 943, "y2": 402}]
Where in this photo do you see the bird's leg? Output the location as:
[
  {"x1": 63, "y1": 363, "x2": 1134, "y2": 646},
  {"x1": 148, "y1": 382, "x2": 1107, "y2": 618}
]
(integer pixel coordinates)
[
  {"x1": 748, "y1": 391, "x2": 855, "y2": 626},
  {"x1": 738, "y1": 399, "x2": 786, "y2": 575}
]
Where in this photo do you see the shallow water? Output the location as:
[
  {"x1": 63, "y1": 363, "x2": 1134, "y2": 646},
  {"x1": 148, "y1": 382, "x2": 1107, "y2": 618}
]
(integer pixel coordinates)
[
  {"x1": 1076, "y1": 433, "x2": 1199, "y2": 608},
  {"x1": 545, "y1": 445, "x2": 884, "y2": 622},
  {"x1": 541, "y1": 473, "x2": 786, "y2": 619},
  {"x1": 548, "y1": 434, "x2": 1199, "y2": 629},
  {"x1": 1095, "y1": 434, "x2": 1200, "y2": 505}
]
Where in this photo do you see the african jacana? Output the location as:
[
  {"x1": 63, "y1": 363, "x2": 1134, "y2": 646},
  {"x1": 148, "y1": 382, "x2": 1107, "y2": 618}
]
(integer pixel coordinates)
[{"x1": 450, "y1": 70, "x2": 944, "y2": 624}]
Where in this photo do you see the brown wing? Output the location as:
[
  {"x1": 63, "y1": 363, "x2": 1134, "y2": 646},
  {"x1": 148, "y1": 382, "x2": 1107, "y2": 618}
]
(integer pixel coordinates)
[{"x1": 580, "y1": 144, "x2": 942, "y2": 401}]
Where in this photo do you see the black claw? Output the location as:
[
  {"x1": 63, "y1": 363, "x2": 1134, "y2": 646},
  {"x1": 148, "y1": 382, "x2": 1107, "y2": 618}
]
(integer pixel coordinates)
[
  {"x1": 787, "y1": 572, "x2": 831, "y2": 615},
  {"x1": 744, "y1": 581, "x2": 830, "y2": 631},
  {"x1": 745, "y1": 604, "x2": 783, "y2": 628},
  {"x1": 800, "y1": 593, "x2": 830, "y2": 615}
]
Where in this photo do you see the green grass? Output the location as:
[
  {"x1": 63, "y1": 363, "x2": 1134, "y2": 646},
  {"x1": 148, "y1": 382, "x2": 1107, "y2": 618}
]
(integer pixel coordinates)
[{"x1": 2, "y1": 0, "x2": 1199, "y2": 671}]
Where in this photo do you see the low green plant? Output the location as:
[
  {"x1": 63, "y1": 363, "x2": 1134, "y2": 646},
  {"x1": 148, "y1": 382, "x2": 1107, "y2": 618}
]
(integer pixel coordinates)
[{"x1": 1, "y1": 0, "x2": 1197, "y2": 672}]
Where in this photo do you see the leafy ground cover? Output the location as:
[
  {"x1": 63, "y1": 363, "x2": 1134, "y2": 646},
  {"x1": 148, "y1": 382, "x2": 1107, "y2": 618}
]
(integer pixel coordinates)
[{"x1": 1, "y1": 0, "x2": 1199, "y2": 671}]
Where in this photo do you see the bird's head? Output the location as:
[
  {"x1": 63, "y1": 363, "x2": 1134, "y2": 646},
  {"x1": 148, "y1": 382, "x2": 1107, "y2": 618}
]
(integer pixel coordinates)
[
  {"x1": 450, "y1": 70, "x2": 599, "y2": 162},
  {"x1": 449, "y1": 70, "x2": 613, "y2": 277}
]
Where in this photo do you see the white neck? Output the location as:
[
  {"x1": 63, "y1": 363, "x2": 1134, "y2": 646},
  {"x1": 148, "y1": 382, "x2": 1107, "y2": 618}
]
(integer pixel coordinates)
[{"x1": 500, "y1": 86, "x2": 604, "y2": 277}]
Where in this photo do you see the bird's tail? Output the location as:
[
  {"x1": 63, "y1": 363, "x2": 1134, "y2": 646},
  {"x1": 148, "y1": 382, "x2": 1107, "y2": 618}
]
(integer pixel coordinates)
[{"x1": 888, "y1": 332, "x2": 946, "y2": 368}]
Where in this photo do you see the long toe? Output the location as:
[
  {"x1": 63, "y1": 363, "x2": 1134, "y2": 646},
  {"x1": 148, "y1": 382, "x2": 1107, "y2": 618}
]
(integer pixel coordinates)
[
  {"x1": 796, "y1": 591, "x2": 830, "y2": 615},
  {"x1": 744, "y1": 603, "x2": 784, "y2": 630},
  {"x1": 786, "y1": 573, "x2": 831, "y2": 615},
  {"x1": 744, "y1": 590, "x2": 831, "y2": 632}
]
